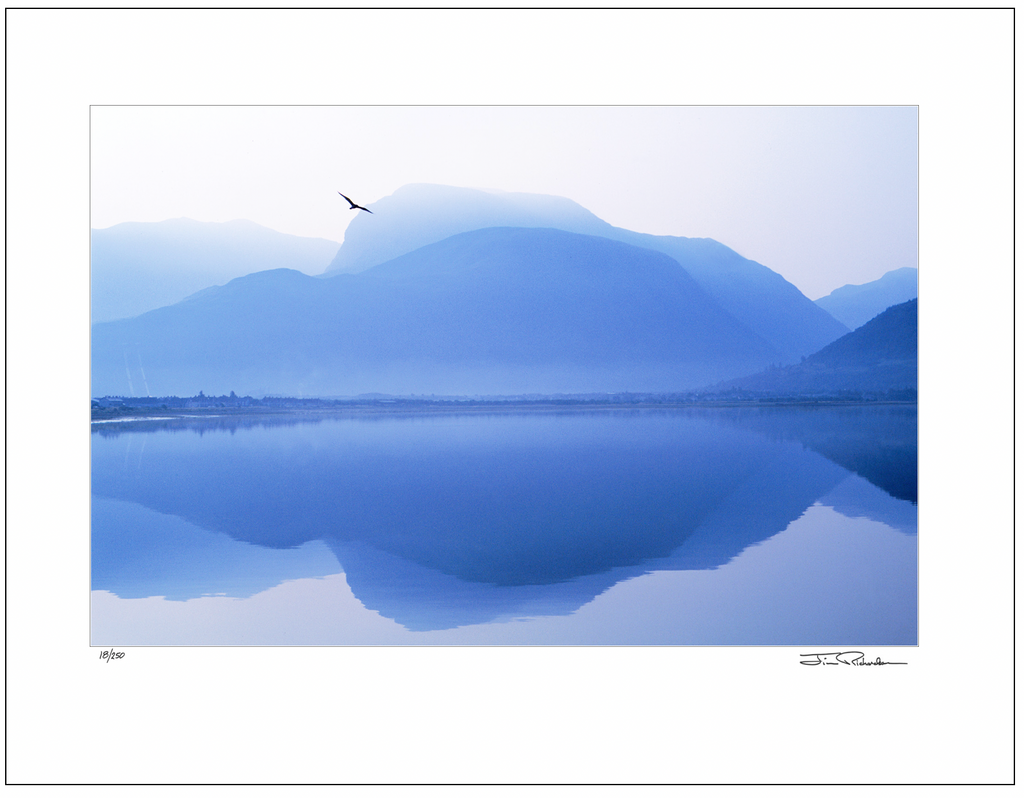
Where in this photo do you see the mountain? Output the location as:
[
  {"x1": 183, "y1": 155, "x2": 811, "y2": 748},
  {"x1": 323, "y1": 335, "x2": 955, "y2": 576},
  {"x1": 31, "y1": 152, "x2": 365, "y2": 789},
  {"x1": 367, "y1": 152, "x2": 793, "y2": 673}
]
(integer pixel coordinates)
[
  {"x1": 91, "y1": 218, "x2": 340, "y2": 322},
  {"x1": 815, "y1": 267, "x2": 918, "y2": 330},
  {"x1": 716, "y1": 298, "x2": 918, "y2": 397},
  {"x1": 324, "y1": 183, "x2": 850, "y2": 361},
  {"x1": 91, "y1": 226, "x2": 783, "y2": 398}
]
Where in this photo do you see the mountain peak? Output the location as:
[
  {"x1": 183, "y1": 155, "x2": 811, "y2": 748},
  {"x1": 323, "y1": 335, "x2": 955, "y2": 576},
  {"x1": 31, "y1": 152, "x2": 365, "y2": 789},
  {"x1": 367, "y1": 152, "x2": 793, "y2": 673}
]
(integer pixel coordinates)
[
  {"x1": 327, "y1": 183, "x2": 612, "y2": 276},
  {"x1": 326, "y1": 183, "x2": 848, "y2": 361},
  {"x1": 815, "y1": 267, "x2": 918, "y2": 330}
]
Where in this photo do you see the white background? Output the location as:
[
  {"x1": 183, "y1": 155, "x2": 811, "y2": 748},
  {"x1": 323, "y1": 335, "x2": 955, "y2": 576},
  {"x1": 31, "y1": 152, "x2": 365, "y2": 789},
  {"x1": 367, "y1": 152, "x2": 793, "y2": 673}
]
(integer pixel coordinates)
[{"x1": 5, "y1": 7, "x2": 1015, "y2": 790}]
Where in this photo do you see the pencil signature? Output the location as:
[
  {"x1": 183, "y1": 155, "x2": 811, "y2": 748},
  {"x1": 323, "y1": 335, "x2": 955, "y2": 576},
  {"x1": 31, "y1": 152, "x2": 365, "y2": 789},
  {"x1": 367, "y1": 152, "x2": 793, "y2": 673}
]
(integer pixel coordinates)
[{"x1": 800, "y1": 651, "x2": 907, "y2": 666}]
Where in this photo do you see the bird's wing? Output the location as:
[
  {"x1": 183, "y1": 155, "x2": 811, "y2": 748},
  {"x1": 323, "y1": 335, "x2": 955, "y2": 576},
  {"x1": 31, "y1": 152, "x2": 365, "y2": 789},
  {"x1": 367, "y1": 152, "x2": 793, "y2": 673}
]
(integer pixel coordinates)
[
  {"x1": 338, "y1": 192, "x2": 356, "y2": 206},
  {"x1": 362, "y1": 207, "x2": 373, "y2": 214}
]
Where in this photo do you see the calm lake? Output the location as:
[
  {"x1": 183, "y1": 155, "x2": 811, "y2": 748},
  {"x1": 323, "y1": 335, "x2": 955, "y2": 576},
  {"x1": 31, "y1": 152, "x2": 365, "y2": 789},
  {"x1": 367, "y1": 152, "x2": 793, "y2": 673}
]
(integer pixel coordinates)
[{"x1": 91, "y1": 405, "x2": 917, "y2": 645}]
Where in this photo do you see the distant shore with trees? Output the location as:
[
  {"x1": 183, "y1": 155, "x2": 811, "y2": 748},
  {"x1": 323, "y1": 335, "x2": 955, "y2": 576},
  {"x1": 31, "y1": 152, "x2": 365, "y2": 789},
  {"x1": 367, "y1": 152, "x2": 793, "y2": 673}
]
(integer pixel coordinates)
[{"x1": 91, "y1": 389, "x2": 917, "y2": 422}]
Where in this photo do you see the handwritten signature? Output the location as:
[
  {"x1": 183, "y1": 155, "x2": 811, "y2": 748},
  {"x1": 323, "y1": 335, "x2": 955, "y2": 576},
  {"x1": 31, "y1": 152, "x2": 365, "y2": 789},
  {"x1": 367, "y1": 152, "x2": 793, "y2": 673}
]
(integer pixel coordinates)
[
  {"x1": 800, "y1": 651, "x2": 906, "y2": 666},
  {"x1": 98, "y1": 648, "x2": 124, "y2": 663}
]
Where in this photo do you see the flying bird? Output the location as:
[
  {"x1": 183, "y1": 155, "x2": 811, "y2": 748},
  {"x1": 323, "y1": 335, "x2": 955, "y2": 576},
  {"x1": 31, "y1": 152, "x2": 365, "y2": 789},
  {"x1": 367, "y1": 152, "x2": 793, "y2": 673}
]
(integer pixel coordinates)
[{"x1": 339, "y1": 192, "x2": 373, "y2": 214}]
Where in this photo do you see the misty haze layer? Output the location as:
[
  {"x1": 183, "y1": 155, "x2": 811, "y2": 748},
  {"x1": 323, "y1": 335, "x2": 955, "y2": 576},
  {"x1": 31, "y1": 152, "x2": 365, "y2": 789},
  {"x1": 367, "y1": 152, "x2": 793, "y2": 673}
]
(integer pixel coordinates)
[
  {"x1": 91, "y1": 227, "x2": 784, "y2": 397},
  {"x1": 91, "y1": 218, "x2": 340, "y2": 322}
]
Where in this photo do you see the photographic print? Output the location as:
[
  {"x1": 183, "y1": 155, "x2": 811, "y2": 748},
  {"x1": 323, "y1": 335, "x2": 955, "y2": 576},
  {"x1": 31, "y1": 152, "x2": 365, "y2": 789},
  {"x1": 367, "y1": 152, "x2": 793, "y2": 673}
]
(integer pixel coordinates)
[{"x1": 90, "y1": 105, "x2": 918, "y2": 646}]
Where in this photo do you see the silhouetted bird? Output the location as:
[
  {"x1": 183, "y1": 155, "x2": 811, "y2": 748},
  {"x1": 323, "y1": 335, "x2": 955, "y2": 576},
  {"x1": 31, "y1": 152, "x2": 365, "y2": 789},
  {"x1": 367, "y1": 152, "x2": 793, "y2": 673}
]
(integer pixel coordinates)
[{"x1": 339, "y1": 192, "x2": 373, "y2": 214}]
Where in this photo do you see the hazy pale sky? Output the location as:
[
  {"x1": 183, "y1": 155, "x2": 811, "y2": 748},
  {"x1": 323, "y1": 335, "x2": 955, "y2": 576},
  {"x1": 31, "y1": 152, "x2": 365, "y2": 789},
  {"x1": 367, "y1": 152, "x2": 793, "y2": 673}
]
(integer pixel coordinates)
[{"x1": 91, "y1": 105, "x2": 916, "y2": 299}]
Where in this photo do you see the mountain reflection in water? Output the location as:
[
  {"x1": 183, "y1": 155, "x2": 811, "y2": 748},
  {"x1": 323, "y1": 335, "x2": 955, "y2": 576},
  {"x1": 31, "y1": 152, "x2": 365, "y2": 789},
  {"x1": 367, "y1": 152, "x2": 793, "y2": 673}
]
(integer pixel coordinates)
[{"x1": 91, "y1": 406, "x2": 917, "y2": 640}]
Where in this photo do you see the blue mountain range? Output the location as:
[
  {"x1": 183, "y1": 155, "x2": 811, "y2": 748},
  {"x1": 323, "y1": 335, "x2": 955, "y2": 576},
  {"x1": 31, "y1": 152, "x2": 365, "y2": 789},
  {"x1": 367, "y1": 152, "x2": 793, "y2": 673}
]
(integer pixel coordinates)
[{"x1": 90, "y1": 184, "x2": 912, "y2": 399}]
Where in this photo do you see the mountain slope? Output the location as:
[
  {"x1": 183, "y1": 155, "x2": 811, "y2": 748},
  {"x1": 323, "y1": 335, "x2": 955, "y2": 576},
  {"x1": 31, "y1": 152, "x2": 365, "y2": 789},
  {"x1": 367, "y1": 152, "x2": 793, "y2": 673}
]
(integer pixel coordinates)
[
  {"x1": 91, "y1": 218, "x2": 340, "y2": 322},
  {"x1": 324, "y1": 183, "x2": 850, "y2": 360},
  {"x1": 716, "y1": 299, "x2": 918, "y2": 396},
  {"x1": 815, "y1": 267, "x2": 918, "y2": 329},
  {"x1": 608, "y1": 230, "x2": 850, "y2": 361},
  {"x1": 91, "y1": 227, "x2": 783, "y2": 398}
]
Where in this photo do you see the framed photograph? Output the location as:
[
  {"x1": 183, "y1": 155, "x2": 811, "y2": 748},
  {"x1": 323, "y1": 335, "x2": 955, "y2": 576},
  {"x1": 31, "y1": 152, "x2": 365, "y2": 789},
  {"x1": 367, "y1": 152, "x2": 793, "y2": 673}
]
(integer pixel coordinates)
[
  {"x1": 89, "y1": 105, "x2": 919, "y2": 649},
  {"x1": 7, "y1": 8, "x2": 1012, "y2": 787}
]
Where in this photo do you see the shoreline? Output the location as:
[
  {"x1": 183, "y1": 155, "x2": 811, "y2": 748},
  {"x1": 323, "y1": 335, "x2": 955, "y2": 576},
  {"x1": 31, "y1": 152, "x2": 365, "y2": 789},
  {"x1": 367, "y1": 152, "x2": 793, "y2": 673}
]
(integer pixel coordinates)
[{"x1": 91, "y1": 398, "x2": 918, "y2": 423}]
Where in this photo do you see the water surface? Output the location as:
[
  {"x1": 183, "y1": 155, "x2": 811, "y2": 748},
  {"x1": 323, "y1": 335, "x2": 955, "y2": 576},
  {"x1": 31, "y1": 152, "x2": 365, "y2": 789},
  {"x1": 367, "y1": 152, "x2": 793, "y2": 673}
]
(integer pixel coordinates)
[{"x1": 91, "y1": 405, "x2": 917, "y2": 645}]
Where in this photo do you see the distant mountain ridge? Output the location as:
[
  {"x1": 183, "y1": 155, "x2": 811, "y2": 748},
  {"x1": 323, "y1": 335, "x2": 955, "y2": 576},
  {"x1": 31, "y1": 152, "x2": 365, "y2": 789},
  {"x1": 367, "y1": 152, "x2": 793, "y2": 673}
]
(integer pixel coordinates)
[
  {"x1": 716, "y1": 299, "x2": 918, "y2": 396},
  {"x1": 325, "y1": 184, "x2": 850, "y2": 362},
  {"x1": 91, "y1": 227, "x2": 785, "y2": 398},
  {"x1": 815, "y1": 267, "x2": 918, "y2": 330},
  {"x1": 91, "y1": 218, "x2": 340, "y2": 322}
]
